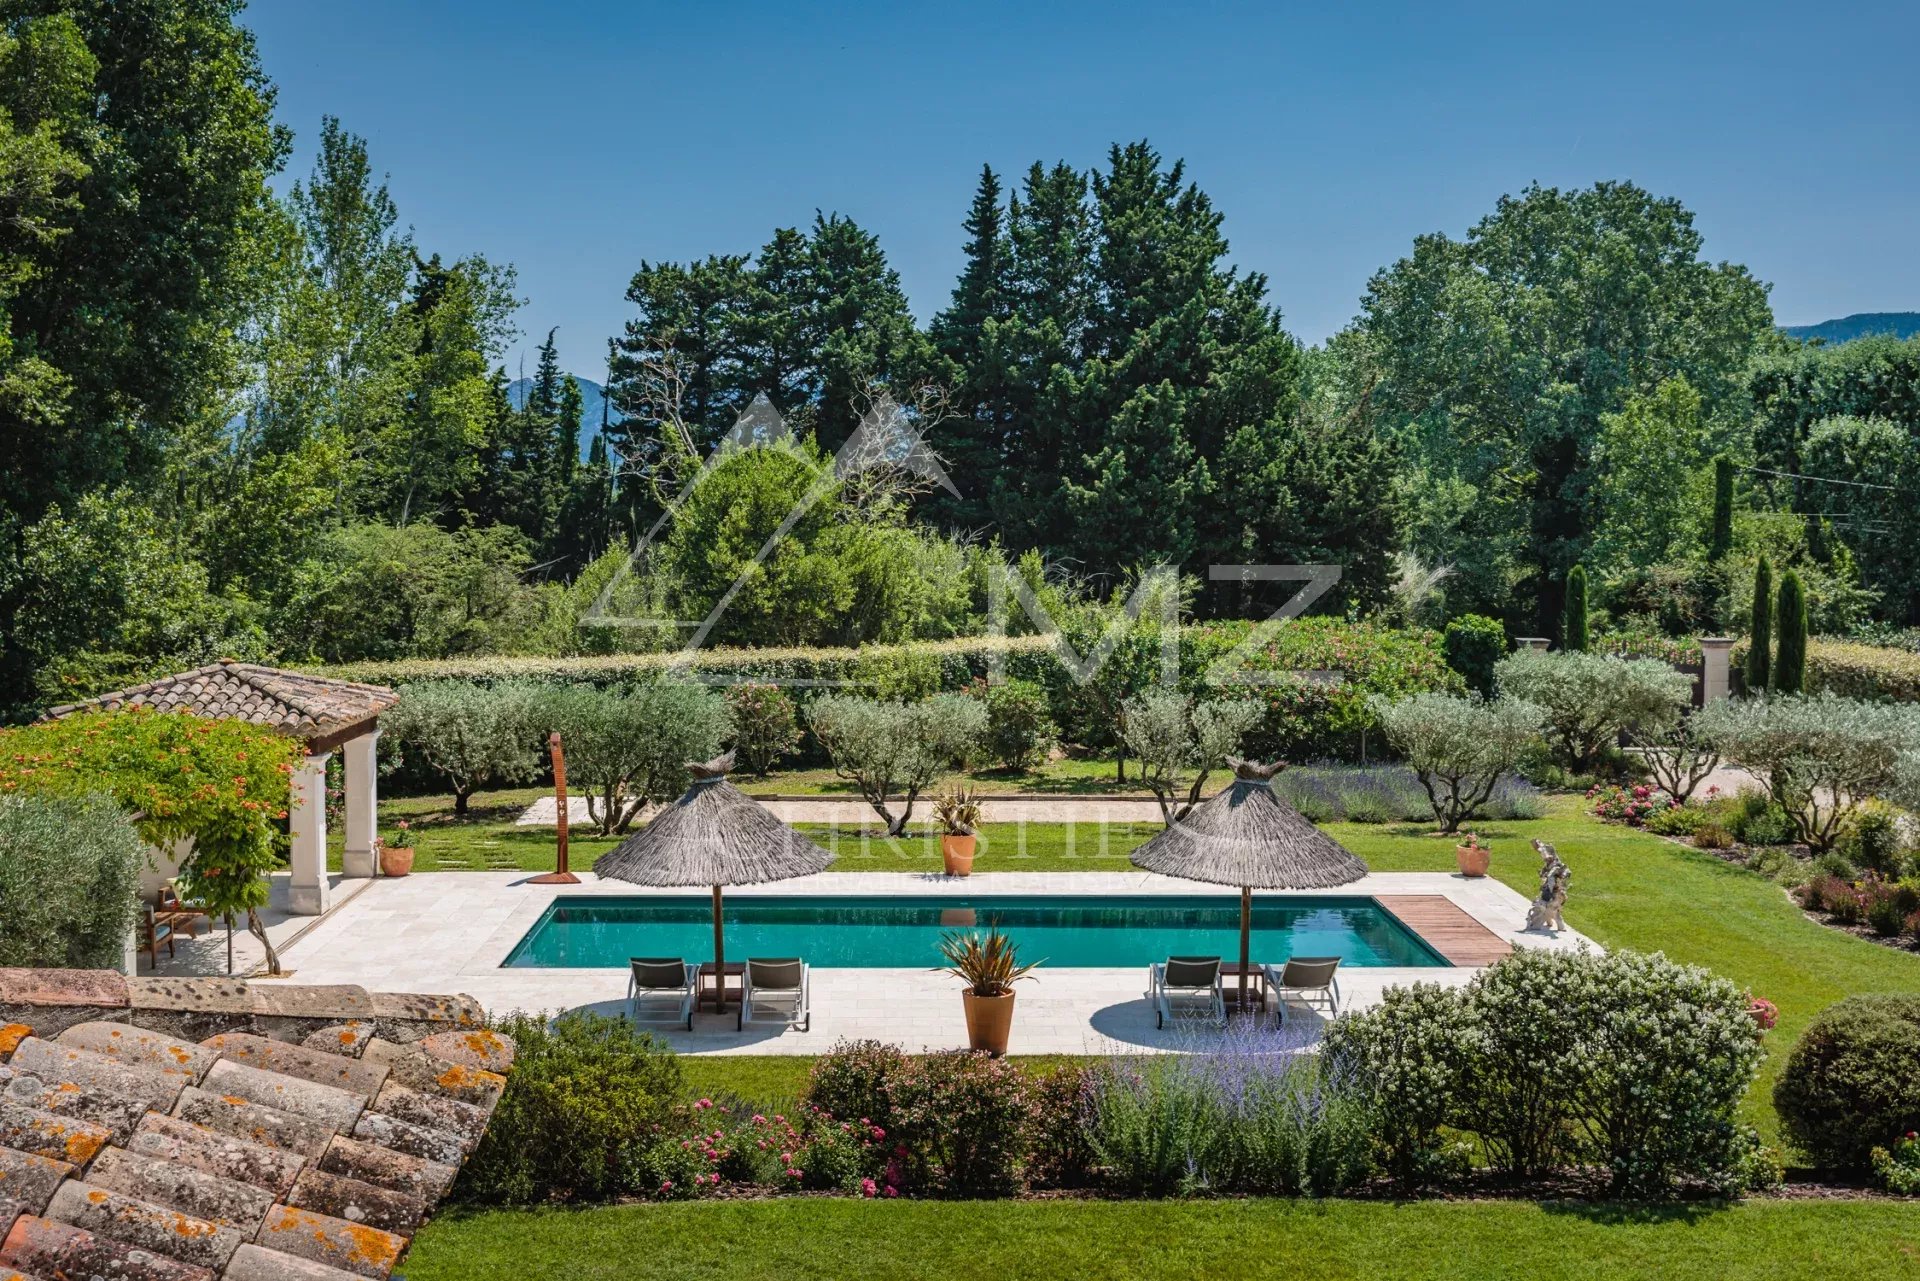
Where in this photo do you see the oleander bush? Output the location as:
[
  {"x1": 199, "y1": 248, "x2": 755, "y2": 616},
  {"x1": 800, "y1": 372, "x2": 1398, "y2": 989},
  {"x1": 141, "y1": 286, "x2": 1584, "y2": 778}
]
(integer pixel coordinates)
[
  {"x1": 888, "y1": 1050, "x2": 1034, "y2": 1196},
  {"x1": 975, "y1": 677, "x2": 1058, "y2": 772},
  {"x1": 0, "y1": 793, "x2": 143, "y2": 970},
  {"x1": 1774, "y1": 995, "x2": 1920, "y2": 1170},
  {"x1": 458, "y1": 1011, "x2": 684, "y2": 1205},
  {"x1": 726, "y1": 682, "x2": 804, "y2": 776}
]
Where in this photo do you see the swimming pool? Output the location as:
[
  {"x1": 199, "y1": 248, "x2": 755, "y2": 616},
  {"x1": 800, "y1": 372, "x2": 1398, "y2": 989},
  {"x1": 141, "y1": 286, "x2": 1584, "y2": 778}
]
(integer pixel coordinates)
[{"x1": 502, "y1": 894, "x2": 1449, "y2": 969}]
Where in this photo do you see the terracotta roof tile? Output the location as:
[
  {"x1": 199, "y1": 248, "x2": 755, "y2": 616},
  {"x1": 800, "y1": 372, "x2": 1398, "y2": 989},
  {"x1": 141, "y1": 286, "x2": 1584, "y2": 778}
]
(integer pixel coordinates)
[{"x1": 44, "y1": 662, "x2": 398, "y2": 744}]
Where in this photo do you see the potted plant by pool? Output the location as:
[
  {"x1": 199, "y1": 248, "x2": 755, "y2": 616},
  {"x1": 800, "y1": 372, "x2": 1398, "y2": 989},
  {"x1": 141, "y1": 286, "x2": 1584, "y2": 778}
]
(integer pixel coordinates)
[
  {"x1": 379, "y1": 820, "x2": 415, "y2": 877},
  {"x1": 938, "y1": 927, "x2": 1040, "y2": 1056},
  {"x1": 1455, "y1": 830, "x2": 1490, "y2": 878},
  {"x1": 933, "y1": 786, "x2": 982, "y2": 876}
]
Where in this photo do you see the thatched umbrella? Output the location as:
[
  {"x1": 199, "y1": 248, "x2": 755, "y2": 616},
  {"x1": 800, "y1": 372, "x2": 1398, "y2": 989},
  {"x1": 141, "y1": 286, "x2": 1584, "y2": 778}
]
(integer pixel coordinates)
[
  {"x1": 593, "y1": 751, "x2": 833, "y2": 1013},
  {"x1": 1130, "y1": 757, "x2": 1367, "y2": 1012}
]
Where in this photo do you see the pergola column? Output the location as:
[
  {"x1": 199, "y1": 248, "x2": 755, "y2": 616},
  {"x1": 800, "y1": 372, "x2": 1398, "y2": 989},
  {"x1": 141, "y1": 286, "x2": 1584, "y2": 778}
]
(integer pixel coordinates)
[
  {"x1": 1700, "y1": 637, "x2": 1734, "y2": 703},
  {"x1": 288, "y1": 752, "x2": 332, "y2": 916},
  {"x1": 342, "y1": 729, "x2": 381, "y2": 878}
]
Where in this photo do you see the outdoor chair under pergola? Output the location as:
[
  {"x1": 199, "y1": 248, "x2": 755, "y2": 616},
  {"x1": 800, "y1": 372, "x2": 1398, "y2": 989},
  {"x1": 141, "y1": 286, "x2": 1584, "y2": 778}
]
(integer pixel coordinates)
[
  {"x1": 1130, "y1": 757, "x2": 1368, "y2": 1015},
  {"x1": 593, "y1": 751, "x2": 834, "y2": 1016}
]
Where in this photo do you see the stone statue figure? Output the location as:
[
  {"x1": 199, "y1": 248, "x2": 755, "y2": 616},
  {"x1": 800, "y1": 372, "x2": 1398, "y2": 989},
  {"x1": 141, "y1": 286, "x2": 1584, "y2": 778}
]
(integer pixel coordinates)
[{"x1": 1524, "y1": 839, "x2": 1569, "y2": 934}]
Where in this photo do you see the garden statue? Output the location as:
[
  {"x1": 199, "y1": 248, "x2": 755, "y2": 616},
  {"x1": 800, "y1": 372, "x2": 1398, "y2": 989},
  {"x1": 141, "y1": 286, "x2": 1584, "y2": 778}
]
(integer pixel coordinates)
[{"x1": 1524, "y1": 839, "x2": 1569, "y2": 933}]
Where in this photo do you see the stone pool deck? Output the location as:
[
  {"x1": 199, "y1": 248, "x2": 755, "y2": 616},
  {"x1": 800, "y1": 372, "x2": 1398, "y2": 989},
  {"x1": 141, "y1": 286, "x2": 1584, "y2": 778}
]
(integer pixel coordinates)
[{"x1": 254, "y1": 871, "x2": 1593, "y2": 1056}]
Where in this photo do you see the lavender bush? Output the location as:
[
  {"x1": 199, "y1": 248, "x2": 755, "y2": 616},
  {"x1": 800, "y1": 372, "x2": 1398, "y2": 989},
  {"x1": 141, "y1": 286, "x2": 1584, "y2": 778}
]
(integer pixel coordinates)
[
  {"x1": 1273, "y1": 764, "x2": 1543, "y2": 825},
  {"x1": 1084, "y1": 1021, "x2": 1375, "y2": 1196}
]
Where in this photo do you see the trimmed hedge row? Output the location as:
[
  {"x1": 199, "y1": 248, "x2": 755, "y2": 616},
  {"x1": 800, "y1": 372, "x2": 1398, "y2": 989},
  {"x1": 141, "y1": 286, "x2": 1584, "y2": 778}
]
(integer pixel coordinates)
[
  {"x1": 1729, "y1": 638, "x2": 1920, "y2": 702},
  {"x1": 315, "y1": 633, "x2": 1061, "y2": 690}
]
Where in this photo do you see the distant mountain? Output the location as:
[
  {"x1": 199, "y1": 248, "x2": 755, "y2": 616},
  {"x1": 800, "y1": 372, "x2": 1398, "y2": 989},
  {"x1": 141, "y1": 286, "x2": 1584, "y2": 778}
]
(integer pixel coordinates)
[
  {"x1": 506, "y1": 374, "x2": 624, "y2": 461},
  {"x1": 1779, "y1": 312, "x2": 1920, "y2": 344}
]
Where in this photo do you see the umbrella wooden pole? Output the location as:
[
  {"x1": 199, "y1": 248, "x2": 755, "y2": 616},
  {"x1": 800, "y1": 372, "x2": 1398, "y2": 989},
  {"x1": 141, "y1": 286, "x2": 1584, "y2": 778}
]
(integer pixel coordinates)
[
  {"x1": 711, "y1": 885, "x2": 726, "y2": 1014},
  {"x1": 1238, "y1": 886, "x2": 1252, "y2": 1012}
]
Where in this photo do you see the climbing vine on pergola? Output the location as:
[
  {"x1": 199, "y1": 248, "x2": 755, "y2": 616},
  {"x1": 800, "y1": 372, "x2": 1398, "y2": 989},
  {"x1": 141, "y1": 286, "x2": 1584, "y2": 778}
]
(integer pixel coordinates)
[{"x1": 0, "y1": 707, "x2": 307, "y2": 972}]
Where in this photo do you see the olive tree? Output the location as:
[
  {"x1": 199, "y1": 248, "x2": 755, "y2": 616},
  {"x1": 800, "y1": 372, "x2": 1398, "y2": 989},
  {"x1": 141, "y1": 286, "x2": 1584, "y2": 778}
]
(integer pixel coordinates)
[
  {"x1": 1694, "y1": 692, "x2": 1920, "y2": 853},
  {"x1": 1371, "y1": 692, "x2": 1544, "y2": 833},
  {"x1": 1118, "y1": 692, "x2": 1260, "y2": 826},
  {"x1": 384, "y1": 680, "x2": 542, "y2": 814},
  {"x1": 807, "y1": 694, "x2": 987, "y2": 835},
  {"x1": 0, "y1": 794, "x2": 143, "y2": 969},
  {"x1": 1494, "y1": 650, "x2": 1693, "y2": 774},
  {"x1": 533, "y1": 681, "x2": 729, "y2": 834}
]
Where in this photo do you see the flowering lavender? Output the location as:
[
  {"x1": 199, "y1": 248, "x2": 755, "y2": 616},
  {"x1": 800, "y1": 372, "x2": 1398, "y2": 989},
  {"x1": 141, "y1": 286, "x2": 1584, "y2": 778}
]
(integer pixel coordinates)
[
  {"x1": 1083, "y1": 1019, "x2": 1374, "y2": 1196},
  {"x1": 1275, "y1": 763, "x2": 1542, "y2": 824}
]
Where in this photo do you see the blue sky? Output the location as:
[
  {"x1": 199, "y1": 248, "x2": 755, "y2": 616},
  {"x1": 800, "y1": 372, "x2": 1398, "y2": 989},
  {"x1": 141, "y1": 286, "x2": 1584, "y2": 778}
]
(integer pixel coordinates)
[{"x1": 248, "y1": 1, "x2": 1920, "y2": 376}]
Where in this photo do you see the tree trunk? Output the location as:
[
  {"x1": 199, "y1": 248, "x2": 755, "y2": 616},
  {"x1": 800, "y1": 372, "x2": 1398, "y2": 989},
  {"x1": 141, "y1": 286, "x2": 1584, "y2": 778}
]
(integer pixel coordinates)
[
  {"x1": 248, "y1": 908, "x2": 282, "y2": 976},
  {"x1": 453, "y1": 787, "x2": 471, "y2": 816}
]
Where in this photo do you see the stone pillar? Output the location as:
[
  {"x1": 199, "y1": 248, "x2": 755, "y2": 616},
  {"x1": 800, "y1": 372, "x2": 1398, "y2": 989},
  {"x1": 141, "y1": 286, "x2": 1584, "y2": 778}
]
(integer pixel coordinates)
[
  {"x1": 342, "y1": 730, "x2": 381, "y2": 879},
  {"x1": 1700, "y1": 637, "x2": 1734, "y2": 703},
  {"x1": 1515, "y1": 637, "x2": 1551, "y2": 652},
  {"x1": 288, "y1": 753, "x2": 332, "y2": 916}
]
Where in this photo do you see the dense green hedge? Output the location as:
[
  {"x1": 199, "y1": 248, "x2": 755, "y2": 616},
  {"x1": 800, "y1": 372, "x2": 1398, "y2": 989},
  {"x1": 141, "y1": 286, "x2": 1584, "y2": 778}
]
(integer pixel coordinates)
[
  {"x1": 1730, "y1": 638, "x2": 1920, "y2": 702},
  {"x1": 317, "y1": 634, "x2": 1061, "y2": 691},
  {"x1": 0, "y1": 793, "x2": 143, "y2": 969}
]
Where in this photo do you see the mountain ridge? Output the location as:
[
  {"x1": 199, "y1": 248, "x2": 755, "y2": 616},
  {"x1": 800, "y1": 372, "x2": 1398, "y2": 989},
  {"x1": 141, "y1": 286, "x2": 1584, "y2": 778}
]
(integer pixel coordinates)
[{"x1": 1779, "y1": 312, "x2": 1920, "y2": 344}]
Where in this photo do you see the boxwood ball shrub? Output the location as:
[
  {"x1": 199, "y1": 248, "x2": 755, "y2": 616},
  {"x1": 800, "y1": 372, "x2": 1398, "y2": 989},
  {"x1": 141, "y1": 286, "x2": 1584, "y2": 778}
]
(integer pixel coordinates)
[
  {"x1": 0, "y1": 793, "x2": 143, "y2": 969},
  {"x1": 1774, "y1": 995, "x2": 1920, "y2": 1171},
  {"x1": 457, "y1": 1011, "x2": 684, "y2": 1204}
]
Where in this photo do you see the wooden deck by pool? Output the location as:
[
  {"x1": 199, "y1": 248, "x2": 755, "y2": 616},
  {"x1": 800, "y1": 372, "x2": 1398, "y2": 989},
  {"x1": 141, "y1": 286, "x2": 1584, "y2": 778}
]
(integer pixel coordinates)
[{"x1": 1376, "y1": 894, "x2": 1516, "y2": 967}]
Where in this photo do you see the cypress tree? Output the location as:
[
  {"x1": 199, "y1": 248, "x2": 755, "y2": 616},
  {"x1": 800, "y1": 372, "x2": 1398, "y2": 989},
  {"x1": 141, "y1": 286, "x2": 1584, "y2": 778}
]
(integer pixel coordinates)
[
  {"x1": 1746, "y1": 556, "x2": 1773, "y2": 693},
  {"x1": 1562, "y1": 564, "x2": 1590, "y2": 651},
  {"x1": 1774, "y1": 570, "x2": 1808, "y2": 694},
  {"x1": 556, "y1": 375, "x2": 583, "y2": 486},
  {"x1": 1708, "y1": 454, "x2": 1734, "y2": 562}
]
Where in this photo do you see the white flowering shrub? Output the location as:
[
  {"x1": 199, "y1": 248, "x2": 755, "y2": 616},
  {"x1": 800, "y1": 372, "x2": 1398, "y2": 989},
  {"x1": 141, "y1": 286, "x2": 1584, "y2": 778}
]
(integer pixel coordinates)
[
  {"x1": 1328, "y1": 948, "x2": 1764, "y2": 1197},
  {"x1": 1495, "y1": 650, "x2": 1694, "y2": 773},
  {"x1": 1322, "y1": 983, "x2": 1477, "y2": 1187}
]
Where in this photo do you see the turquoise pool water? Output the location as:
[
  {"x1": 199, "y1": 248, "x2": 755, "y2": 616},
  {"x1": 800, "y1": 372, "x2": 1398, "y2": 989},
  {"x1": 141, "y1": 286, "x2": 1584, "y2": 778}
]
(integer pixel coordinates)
[{"x1": 502, "y1": 894, "x2": 1448, "y2": 969}]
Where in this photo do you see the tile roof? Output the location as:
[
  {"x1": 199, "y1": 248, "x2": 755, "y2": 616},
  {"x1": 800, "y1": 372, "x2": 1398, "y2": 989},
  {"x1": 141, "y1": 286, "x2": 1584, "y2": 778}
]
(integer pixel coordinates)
[
  {"x1": 0, "y1": 970, "x2": 512, "y2": 1280},
  {"x1": 46, "y1": 662, "x2": 398, "y2": 744}
]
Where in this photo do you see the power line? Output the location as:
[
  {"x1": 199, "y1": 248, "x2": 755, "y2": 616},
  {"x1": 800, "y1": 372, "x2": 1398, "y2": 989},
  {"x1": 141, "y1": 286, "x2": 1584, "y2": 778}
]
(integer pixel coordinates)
[{"x1": 1739, "y1": 463, "x2": 1897, "y2": 492}]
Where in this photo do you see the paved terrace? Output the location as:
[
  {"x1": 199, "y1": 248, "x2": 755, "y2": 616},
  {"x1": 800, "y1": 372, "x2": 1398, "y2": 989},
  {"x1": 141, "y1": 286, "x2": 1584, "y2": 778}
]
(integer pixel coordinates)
[{"x1": 261, "y1": 871, "x2": 1593, "y2": 1056}]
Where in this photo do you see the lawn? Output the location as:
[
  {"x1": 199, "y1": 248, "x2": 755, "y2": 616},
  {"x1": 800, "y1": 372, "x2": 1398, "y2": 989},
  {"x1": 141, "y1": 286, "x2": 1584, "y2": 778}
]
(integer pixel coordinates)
[{"x1": 403, "y1": 1198, "x2": 1920, "y2": 1281}]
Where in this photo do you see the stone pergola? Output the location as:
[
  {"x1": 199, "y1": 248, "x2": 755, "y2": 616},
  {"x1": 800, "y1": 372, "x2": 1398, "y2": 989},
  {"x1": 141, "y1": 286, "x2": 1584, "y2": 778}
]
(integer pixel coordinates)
[{"x1": 48, "y1": 660, "x2": 400, "y2": 916}]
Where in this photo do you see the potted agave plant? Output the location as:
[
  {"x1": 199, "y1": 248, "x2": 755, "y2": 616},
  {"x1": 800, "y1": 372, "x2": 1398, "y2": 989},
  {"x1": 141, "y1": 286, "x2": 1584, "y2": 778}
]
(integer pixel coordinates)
[
  {"x1": 932, "y1": 786, "x2": 982, "y2": 876},
  {"x1": 937, "y1": 928, "x2": 1040, "y2": 1056},
  {"x1": 379, "y1": 820, "x2": 416, "y2": 877},
  {"x1": 1454, "y1": 830, "x2": 1490, "y2": 878}
]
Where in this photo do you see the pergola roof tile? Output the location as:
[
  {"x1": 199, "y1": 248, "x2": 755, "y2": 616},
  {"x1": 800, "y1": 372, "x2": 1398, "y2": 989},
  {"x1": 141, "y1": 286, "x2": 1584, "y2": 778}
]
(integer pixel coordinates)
[{"x1": 45, "y1": 661, "x2": 398, "y2": 746}]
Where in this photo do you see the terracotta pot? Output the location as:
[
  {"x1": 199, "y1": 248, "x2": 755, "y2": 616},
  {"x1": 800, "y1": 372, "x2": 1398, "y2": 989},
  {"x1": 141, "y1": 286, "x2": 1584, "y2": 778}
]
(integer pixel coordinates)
[
  {"x1": 379, "y1": 844, "x2": 415, "y2": 877},
  {"x1": 1455, "y1": 844, "x2": 1490, "y2": 878},
  {"x1": 961, "y1": 990, "x2": 1016, "y2": 1055},
  {"x1": 941, "y1": 833, "x2": 977, "y2": 877}
]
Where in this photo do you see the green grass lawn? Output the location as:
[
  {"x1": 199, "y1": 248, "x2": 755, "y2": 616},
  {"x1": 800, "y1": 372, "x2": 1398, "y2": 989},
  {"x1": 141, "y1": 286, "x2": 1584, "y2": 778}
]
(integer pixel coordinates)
[{"x1": 403, "y1": 1198, "x2": 1920, "y2": 1281}]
